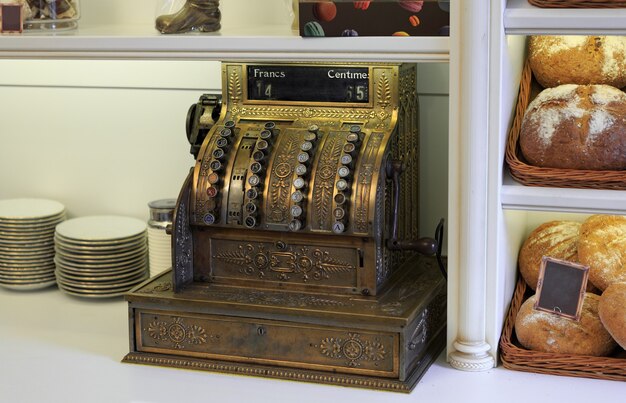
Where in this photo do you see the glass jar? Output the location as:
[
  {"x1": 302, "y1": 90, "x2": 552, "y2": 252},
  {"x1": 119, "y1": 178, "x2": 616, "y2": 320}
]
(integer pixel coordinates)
[{"x1": 23, "y1": 0, "x2": 80, "y2": 31}]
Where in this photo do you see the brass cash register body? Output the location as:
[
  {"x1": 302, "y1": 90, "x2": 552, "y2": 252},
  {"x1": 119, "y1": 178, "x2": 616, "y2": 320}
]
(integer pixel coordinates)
[{"x1": 124, "y1": 62, "x2": 446, "y2": 392}]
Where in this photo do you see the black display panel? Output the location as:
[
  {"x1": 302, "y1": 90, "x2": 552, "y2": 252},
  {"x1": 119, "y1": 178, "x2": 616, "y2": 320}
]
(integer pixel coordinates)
[
  {"x1": 247, "y1": 65, "x2": 370, "y2": 104},
  {"x1": 535, "y1": 257, "x2": 589, "y2": 321}
]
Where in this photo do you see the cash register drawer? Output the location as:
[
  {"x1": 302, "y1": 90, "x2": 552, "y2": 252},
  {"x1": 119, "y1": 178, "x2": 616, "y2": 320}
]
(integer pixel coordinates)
[{"x1": 135, "y1": 310, "x2": 399, "y2": 378}]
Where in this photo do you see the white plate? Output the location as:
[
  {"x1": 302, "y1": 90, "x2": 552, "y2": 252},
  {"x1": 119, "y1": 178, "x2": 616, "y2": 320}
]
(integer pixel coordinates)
[
  {"x1": 53, "y1": 232, "x2": 146, "y2": 248},
  {"x1": 0, "y1": 199, "x2": 65, "y2": 220},
  {"x1": 0, "y1": 215, "x2": 65, "y2": 227},
  {"x1": 0, "y1": 243, "x2": 55, "y2": 251},
  {"x1": 54, "y1": 246, "x2": 147, "y2": 263},
  {"x1": 0, "y1": 259, "x2": 55, "y2": 268},
  {"x1": 0, "y1": 270, "x2": 55, "y2": 279},
  {"x1": 55, "y1": 257, "x2": 147, "y2": 274},
  {"x1": 0, "y1": 272, "x2": 55, "y2": 284},
  {"x1": 56, "y1": 284, "x2": 129, "y2": 298},
  {"x1": 54, "y1": 238, "x2": 147, "y2": 255},
  {"x1": 55, "y1": 216, "x2": 146, "y2": 242},
  {"x1": 54, "y1": 254, "x2": 147, "y2": 270},
  {"x1": 55, "y1": 266, "x2": 147, "y2": 282},
  {"x1": 56, "y1": 270, "x2": 147, "y2": 289},
  {"x1": 57, "y1": 278, "x2": 145, "y2": 294},
  {"x1": 0, "y1": 279, "x2": 57, "y2": 291}
]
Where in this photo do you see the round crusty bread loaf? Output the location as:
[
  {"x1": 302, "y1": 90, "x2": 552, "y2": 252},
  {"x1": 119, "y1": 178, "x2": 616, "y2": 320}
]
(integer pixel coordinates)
[
  {"x1": 529, "y1": 35, "x2": 626, "y2": 88},
  {"x1": 578, "y1": 215, "x2": 626, "y2": 291},
  {"x1": 520, "y1": 84, "x2": 626, "y2": 170},
  {"x1": 518, "y1": 221, "x2": 581, "y2": 290},
  {"x1": 598, "y1": 282, "x2": 626, "y2": 350},
  {"x1": 515, "y1": 293, "x2": 616, "y2": 356}
]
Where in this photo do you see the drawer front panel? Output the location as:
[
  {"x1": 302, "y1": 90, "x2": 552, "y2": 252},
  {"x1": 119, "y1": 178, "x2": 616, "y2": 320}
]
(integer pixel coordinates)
[{"x1": 136, "y1": 310, "x2": 398, "y2": 377}]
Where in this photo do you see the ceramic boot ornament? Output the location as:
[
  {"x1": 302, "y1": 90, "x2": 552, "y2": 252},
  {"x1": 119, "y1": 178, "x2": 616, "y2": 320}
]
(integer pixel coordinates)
[{"x1": 156, "y1": 0, "x2": 220, "y2": 34}]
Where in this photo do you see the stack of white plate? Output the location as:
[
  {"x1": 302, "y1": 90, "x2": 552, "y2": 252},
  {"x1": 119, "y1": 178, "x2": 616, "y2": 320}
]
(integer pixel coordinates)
[
  {"x1": 0, "y1": 198, "x2": 65, "y2": 290},
  {"x1": 54, "y1": 215, "x2": 148, "y2": 298}
]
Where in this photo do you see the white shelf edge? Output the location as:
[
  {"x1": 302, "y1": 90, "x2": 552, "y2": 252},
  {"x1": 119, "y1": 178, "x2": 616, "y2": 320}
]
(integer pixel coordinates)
[
  {"x1": 501, "y1": 170, "x2": 626, "y2": 214},
  {"x1": 505, "y1": 0, "x2": 626, "y2": 35},
  {"x1": 0, "y1": 24, "x2": 450, "y2": 62}
]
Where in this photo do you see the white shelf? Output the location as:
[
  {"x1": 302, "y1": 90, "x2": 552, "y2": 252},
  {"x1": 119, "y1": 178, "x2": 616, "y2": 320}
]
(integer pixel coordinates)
[
  {"x1": 0, "y1": 24, "x2": 449, "y2": 62},
  {"x1": 501, "y1": 170, "x2": 626, "y2": 214},
  {"x1": 505, "y1": 0, "x2": 626, "y2": 35}
]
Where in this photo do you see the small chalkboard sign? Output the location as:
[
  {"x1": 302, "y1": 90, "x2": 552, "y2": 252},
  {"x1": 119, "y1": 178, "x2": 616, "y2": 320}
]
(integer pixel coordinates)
[
  {"x1": 534, "y1": 256, "x2": 589, "y2": 321},
  {"x1": 0, "y1": 4, "x2": 23, "y2": 34}
]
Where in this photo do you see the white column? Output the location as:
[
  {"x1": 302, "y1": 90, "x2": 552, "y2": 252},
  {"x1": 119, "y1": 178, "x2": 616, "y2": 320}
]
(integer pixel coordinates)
[{"x1": 447, "y1": 0, "x2": 495, "y2": 371}]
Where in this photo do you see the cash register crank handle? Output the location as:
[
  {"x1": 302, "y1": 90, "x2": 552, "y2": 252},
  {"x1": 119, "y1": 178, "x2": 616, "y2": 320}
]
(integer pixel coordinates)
[
  {"x1": 386, "y1": 159, "x2": 447, "y2": 280},
  {"x1": 186, "y1": 94, "x2": 222, "y2": 158}
]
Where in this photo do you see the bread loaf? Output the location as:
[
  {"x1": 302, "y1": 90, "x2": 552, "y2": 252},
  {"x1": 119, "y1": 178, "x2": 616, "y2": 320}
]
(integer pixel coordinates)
[
  {"x1": 529, "y1": 35, "x2": 626, "y2": 88},
  {"x1": 578, "y1": 215, "x2": 626, "y2": 291},
  {"x1": 518, "y1": 221, "x2": 581, "y2": 290},
  {"x1": 598, "y1": 282, "x2": 626, "y2": 350},
  {"x1": 520, "y1": 84, "x2": 626, "y2": 170},
  {"x1": 515, "y1": 293, "x2": 616, "y2": 356}
]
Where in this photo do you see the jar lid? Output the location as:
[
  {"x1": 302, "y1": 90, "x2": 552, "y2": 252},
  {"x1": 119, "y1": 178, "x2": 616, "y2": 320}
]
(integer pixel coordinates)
[{"x1": 148, "y1": 199, "x2": 176, "y2": 223}]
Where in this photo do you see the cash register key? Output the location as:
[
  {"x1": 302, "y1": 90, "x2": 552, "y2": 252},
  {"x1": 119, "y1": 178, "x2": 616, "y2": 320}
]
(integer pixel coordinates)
[
  {"x1": 245, "y1": 202, "x2": 258, "y2": 215},
  {"x1": 246, "y1": 188, "x2": 259, "y2": 200},
  {"x1": 297, "y1": 152, "x2": 310, "y2": 164},
  {"x1": 349, "y1": 125, "x2": 361, "y2": 133},
  {"x1": 295, "y1": 164, "x2": 307, "y2": 176},
  {"x1": 206, "y1": 186, "x2": 218, "y2": 198},
  {"x1": 304, "y1": 132, "x2": 317, "y2": 142},
  {"x1": 203, "y1": 213, "x2": 216, "y2": 225},
  {"x1": 336, "y1": 179, "x2": 348, "y2": 191},
  {"x1": 291, "y1": 191, "x2": 304, "y2": 203},
  {"x1": 343, "y1": 143, "x2": 356, "y2": 154},
  {"x1": 244, "y1": 216, "x2": 257, "y2": 228},
  {"x1": 209, "y1": 160, "x2": 223, "y2": 171},
  {"x1": 257, "y1": 140, "x2": 270, "y2": 151},
  {"x1": 248, "y1": 175, "x2": 261, "y2": 187},
  {"x1": 293, "y1": 177, "x2": 305, "y2": 190},
  {"x1": 288, "y1": 219, "x2": 302, "y2": 232},
  {"x1": 333, "y1": 207, "x2": 345, "y2": 220},
  {"x1": 300, "y1": 141, "x2": 313, "y2": 151},
  {"x1": 332, "y1": 221, "x2": 346, "y2": 234},
  {"x1": 260, "y1": 129, "x2": 272, "y2": 140},
  {"x1": 334, "y1": 193, "x2": 346, "y2": 205},
  {"x1": 208, "y1": 172, "x2": 220, "y2": 185},
  {"x1": 225, "y1": 120, "x2": 236, "y2": 130},
  {"x1": 264, "y1": 122, "x2": 276, "y2": 131},
  {"x1": 338, "y1": 166, "x2": 350, "y2": 178},
  {"x1": 290, "y1": 205, "x2": 303, "y2": 218},
  {"x1": 220, "y1": 128, "x2": 232, "y2": 138},
  {"x1": 308, "y1": 124, "x2": 319, "y2": 134},
  {"x1": 212, "y1": 148, "x2": 225, "y2": 160},
  {"x1": 250, "y1": 162, "x2": 263, "y2": 174},
  {"x1": 216, "y1": 138, "x2": 229, "y2": 148},
  {"x1": 340, "y1": 154, "x2": 353, "y2": 165},
  {"x1": 253, "y1": 150, "x2": 265, "y2": 162},
  {"x1": 346, "y1": 133, "x2": 360, "y2": 143}
]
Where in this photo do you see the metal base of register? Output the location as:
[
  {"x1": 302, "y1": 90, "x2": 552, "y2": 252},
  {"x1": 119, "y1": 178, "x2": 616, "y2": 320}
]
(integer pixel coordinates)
[{"x1": 123, "y1": 256, "x2": 445, "y2": 393}]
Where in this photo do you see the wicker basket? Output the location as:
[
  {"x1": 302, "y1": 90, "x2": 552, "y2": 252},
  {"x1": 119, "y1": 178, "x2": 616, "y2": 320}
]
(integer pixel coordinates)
[
  {"x1": 529, "y1": 0, "x2": 626, "y2": 7},
  {"x1": 500, "y1": 276, "x2": 626, "y2": 381},
  {"x1": 505, "y1": 60, "x2": 626, "y2": 190}
]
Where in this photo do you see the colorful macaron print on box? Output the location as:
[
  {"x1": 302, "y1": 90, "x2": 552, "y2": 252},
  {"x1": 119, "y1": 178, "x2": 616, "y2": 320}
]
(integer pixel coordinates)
[{"x1": 299, "y1": 0, "x2": 449, "y2": 37}]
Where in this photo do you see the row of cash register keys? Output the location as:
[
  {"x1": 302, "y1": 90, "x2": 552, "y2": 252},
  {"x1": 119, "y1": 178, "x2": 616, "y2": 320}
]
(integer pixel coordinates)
[{"x1": 200, "y1": 120, "x2": 365, "y2": 234}]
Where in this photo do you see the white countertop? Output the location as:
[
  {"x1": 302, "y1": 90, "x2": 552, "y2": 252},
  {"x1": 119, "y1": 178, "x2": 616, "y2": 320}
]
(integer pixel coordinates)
[{"x1": 0, "y1": 285, "x2": 623, "y2": 403}]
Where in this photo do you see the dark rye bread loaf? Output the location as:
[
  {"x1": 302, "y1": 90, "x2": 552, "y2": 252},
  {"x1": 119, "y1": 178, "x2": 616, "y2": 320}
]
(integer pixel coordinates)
[
  {"x1": 529, "y1": 35, "x2": 626, "y2": 89},
  {"x1": 520, "y1": 84, "x2": 626, "y2": 170}
]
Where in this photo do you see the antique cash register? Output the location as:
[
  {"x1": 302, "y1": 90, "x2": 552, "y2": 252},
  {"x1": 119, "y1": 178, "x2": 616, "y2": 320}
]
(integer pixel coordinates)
[{"x1": 124, "y1": 62, "x2": 447, "y2": 392}]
